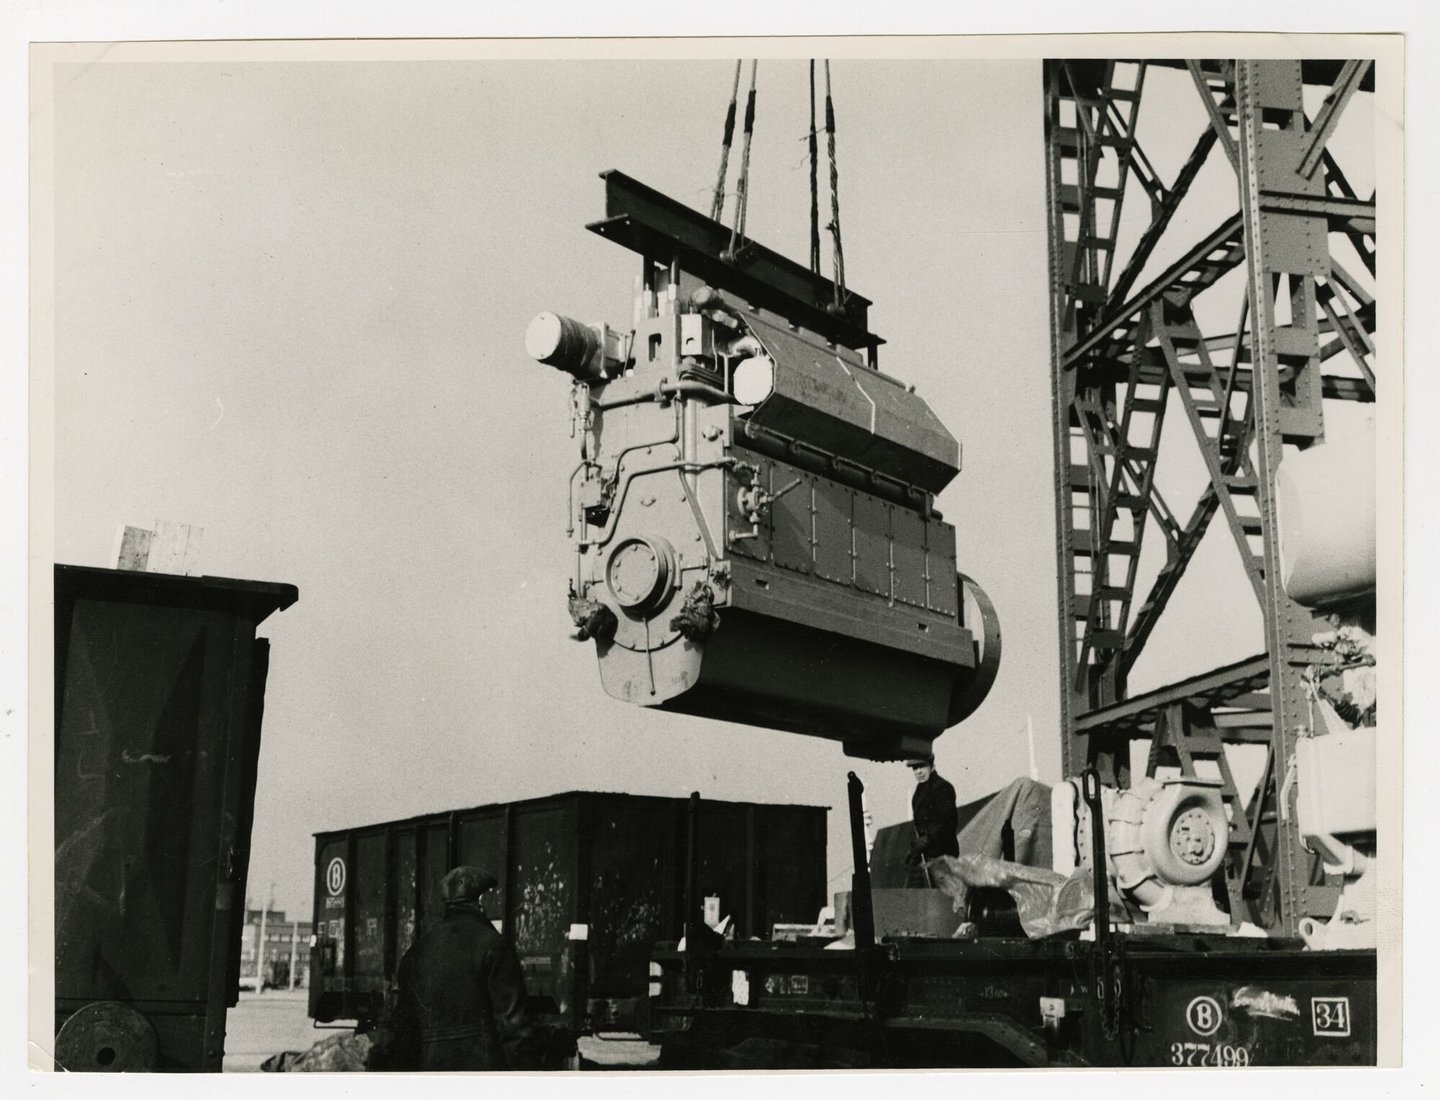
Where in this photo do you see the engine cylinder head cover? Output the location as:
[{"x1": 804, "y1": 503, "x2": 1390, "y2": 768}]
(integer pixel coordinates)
[{"x1": 605, "y1": 535, "x2": 677, "y2": 618}]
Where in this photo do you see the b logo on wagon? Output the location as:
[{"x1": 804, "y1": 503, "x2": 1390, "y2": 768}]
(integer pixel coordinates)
[
  {"x1": 1186, "y1": 995, "x2": 1224, "y2": 1036},
  {"x1": 326, "y1": 856, "x2": 347, "y2": 897}
]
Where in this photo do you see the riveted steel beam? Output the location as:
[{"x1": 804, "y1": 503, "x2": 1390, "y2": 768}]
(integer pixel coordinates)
[
  {"x1": 1235, "y1": 59, "x2": 1338, "y2": 934},
  {"x1": 1074, "y1": 654, "x2": 1271, "y2": 735}
]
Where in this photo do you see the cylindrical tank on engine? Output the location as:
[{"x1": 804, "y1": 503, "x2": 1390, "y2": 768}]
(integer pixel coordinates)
[{"x1": 1276, "y1": 421, "x2": 1375, "y2": 608}]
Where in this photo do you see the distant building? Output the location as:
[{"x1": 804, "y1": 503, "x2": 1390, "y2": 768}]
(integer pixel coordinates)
[{"x1": 238, "y1": 907, "x2": 313, "y2": 990}]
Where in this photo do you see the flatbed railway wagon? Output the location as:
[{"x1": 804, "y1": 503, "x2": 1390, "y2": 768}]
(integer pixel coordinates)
[
  {"x1": 648, "y1": 926, "x2": 1376, "y2": 1068},
  {"x1": 646, "y1": 775, "x2": 1377, "y2": 1069},
  {"x1": 308, "y1": 790, "x2": 827, "y2": 1037}
]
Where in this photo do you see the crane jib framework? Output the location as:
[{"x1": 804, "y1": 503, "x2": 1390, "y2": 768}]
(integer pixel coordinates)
[{"x1": 1045, "y1": 58, "x2": 1378, "y2": 939}]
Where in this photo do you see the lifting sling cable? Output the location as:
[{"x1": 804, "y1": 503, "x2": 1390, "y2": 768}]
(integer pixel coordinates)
[
  {"x1": 824, "y1": 60, "x2": 848, "y2": 310},
  {"x1": 710, "y1": 61, "x2": 742, "y2": 223},
  {"x1": 728, "y1": 60, "x2": 759, "y2": 258},
  {"x1": 809, "y1": 60, "x2": 821, "y2": 275}
]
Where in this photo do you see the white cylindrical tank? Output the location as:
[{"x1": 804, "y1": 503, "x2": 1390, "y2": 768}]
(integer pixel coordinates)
[{"x1": 1276, "y1": 422, "x2": 1375, "y2": 607}]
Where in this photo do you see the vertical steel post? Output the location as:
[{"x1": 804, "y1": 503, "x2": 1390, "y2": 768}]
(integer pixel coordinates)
[
  {"x1": 1234, "y1": 59, "x2": 1331, "y2": 935},
  {"x1": 1082, "y1": 769, "x2": 1109, "y2": 947},
  {"x1": 570, "y1": 795, "x2": 590, "y2": 1034},
  {"x1": 1043, "y1": 61, "x2": 1083, "y2": 778},
  {"x1": 846, "y1": 773, "x2": 875, "y2": 952},
  {"x1": 744, "y1": 804, "x2": 757, "y2": 939},
  {"x1": 257, "y1": 896, "x2": 268, "y2": 988},
  {"x1": 685, "y1": 791, "x2": 699, "y2": 940},
  {"x1": 288, "y1": 922, "x2": 298, "y2": 991},
  {"x1": 683, "y1": 791, "x2": 701, "y2": 990}
]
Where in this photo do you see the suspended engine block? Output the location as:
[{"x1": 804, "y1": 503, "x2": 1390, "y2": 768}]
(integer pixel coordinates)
[{"x1": 528, "y1": 171, "x2": 1000, "y2": 761}]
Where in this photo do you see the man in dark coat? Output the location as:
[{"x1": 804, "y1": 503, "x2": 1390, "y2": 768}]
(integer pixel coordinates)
[
  {"x1": 905, "y1": 756, "x2": 960, "y2": 887},
  {"x1": 390, "y1": 866, "x2": 535, "y2": 1071}
]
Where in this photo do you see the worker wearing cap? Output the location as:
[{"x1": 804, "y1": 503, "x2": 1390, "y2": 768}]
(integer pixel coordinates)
[
  {"x1": 389, "y1": 866, "x2": 534, "y2": 1071},
  {"x1": 905, "y1": 756, "x2": 960, "y2": 887}
]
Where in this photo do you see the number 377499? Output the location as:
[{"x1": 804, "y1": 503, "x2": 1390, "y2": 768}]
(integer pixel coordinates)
[{"x1": 1169, "y1": 1042, "x2": 1251, "y2": 1067}]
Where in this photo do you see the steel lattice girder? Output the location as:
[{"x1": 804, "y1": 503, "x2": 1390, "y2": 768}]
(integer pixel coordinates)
[{"x1": 1043, "y1": 58, "x2": 1377, "y2": 934}]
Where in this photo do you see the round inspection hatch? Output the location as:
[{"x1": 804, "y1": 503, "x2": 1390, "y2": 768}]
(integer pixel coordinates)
[
  {"x1": 605, "y1": 536, "x2": 677, "y2": 617},
  {"x1": 55, "y1": 1002, "x2": 158, "y2": 1072}
]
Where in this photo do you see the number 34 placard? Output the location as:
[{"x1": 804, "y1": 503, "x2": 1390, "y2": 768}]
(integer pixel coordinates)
[{"x1": 1312, "y1": 997, "x2": 1352, "y2": 1037}]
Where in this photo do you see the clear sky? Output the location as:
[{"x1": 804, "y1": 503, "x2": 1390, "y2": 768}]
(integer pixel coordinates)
[{"x1": 44, "y1": 47, "x2": 1376, "y2": 919}]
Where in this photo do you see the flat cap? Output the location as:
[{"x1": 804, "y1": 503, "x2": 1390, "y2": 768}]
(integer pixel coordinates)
[
  {"x1": 905, "y1": 756, "x2": 935, "y2": 768},
  {"x1": 441, "y1": 865, "x2": 499, "y2": 903}
]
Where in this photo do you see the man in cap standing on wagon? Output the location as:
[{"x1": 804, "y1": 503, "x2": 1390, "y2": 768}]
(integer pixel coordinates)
[
  {"x1": 390, "y1": 865, "x2": 535, "y2": 1071},
  {"x1": 904, "y1": 755, "x2": 960, "y2": 887}
]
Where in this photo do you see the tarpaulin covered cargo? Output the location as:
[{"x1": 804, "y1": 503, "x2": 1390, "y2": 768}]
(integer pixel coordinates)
[
  {"x1": 868, "y1": 778, "x2": 1053, "y2": 889},
  {"x1": 309, "y1": 791, "x2": 827, "y2": 1033}
]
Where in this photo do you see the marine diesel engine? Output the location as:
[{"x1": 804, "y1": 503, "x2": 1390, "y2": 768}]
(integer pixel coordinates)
[{"x1": 528, "y1": 171, "x2": 1000, "y2": 761}]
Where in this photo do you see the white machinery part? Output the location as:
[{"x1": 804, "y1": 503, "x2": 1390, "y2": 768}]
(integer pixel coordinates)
[
  {"x1": 1050, "y1": 780, "x2": 1079, "y2": 877},
  {"x1": 732, "y1": 353, "x2": 776, "y2": 405},
  {"x1": 1057, "y1": 775, "x2": 1229, "y2": 928},
  {"x1": 1293, "y1": 727, "x2": 1380, "y2": 951},
  {"x1": 1106, "y1": 777, "x2": 1228, "y2": 924},
  {"x1": 1275, "y1": 423, "x2": 1376, "y2": 607},
  {"x1": 1298, "y1": 854, "x2": 1376, "y2": 951},
  {"x1": 1295, "y1": 728, "x2": 1377, "y2": 845}
]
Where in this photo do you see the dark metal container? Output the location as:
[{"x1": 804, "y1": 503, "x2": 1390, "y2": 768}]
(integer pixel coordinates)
[
  {"x1": 308, "y1": 791, "x2": 828, "y2": 1033},
  {"x1": 53, "y1": 564, "x2": 298, "y2": 1071}
]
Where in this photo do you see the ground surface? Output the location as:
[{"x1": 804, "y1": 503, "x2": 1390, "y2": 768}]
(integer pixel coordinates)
[
  {"x1": 223, "y1": 990, "x2": 334, "y2": 1072},
  {"x1": 222, "y1": 991, "x2": 660, "y2": 1072}
]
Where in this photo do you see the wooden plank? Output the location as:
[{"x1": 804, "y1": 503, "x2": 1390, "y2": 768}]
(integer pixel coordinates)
[
  {"x1": 149, "y1": 521, "x2": 205, "y2": 576},
  {"x1": 112, "y1": 525, "x2": 154, "y2": 572},
  {"x1": 114, "y1": 520, "x2": 204, "y2": 576}
]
